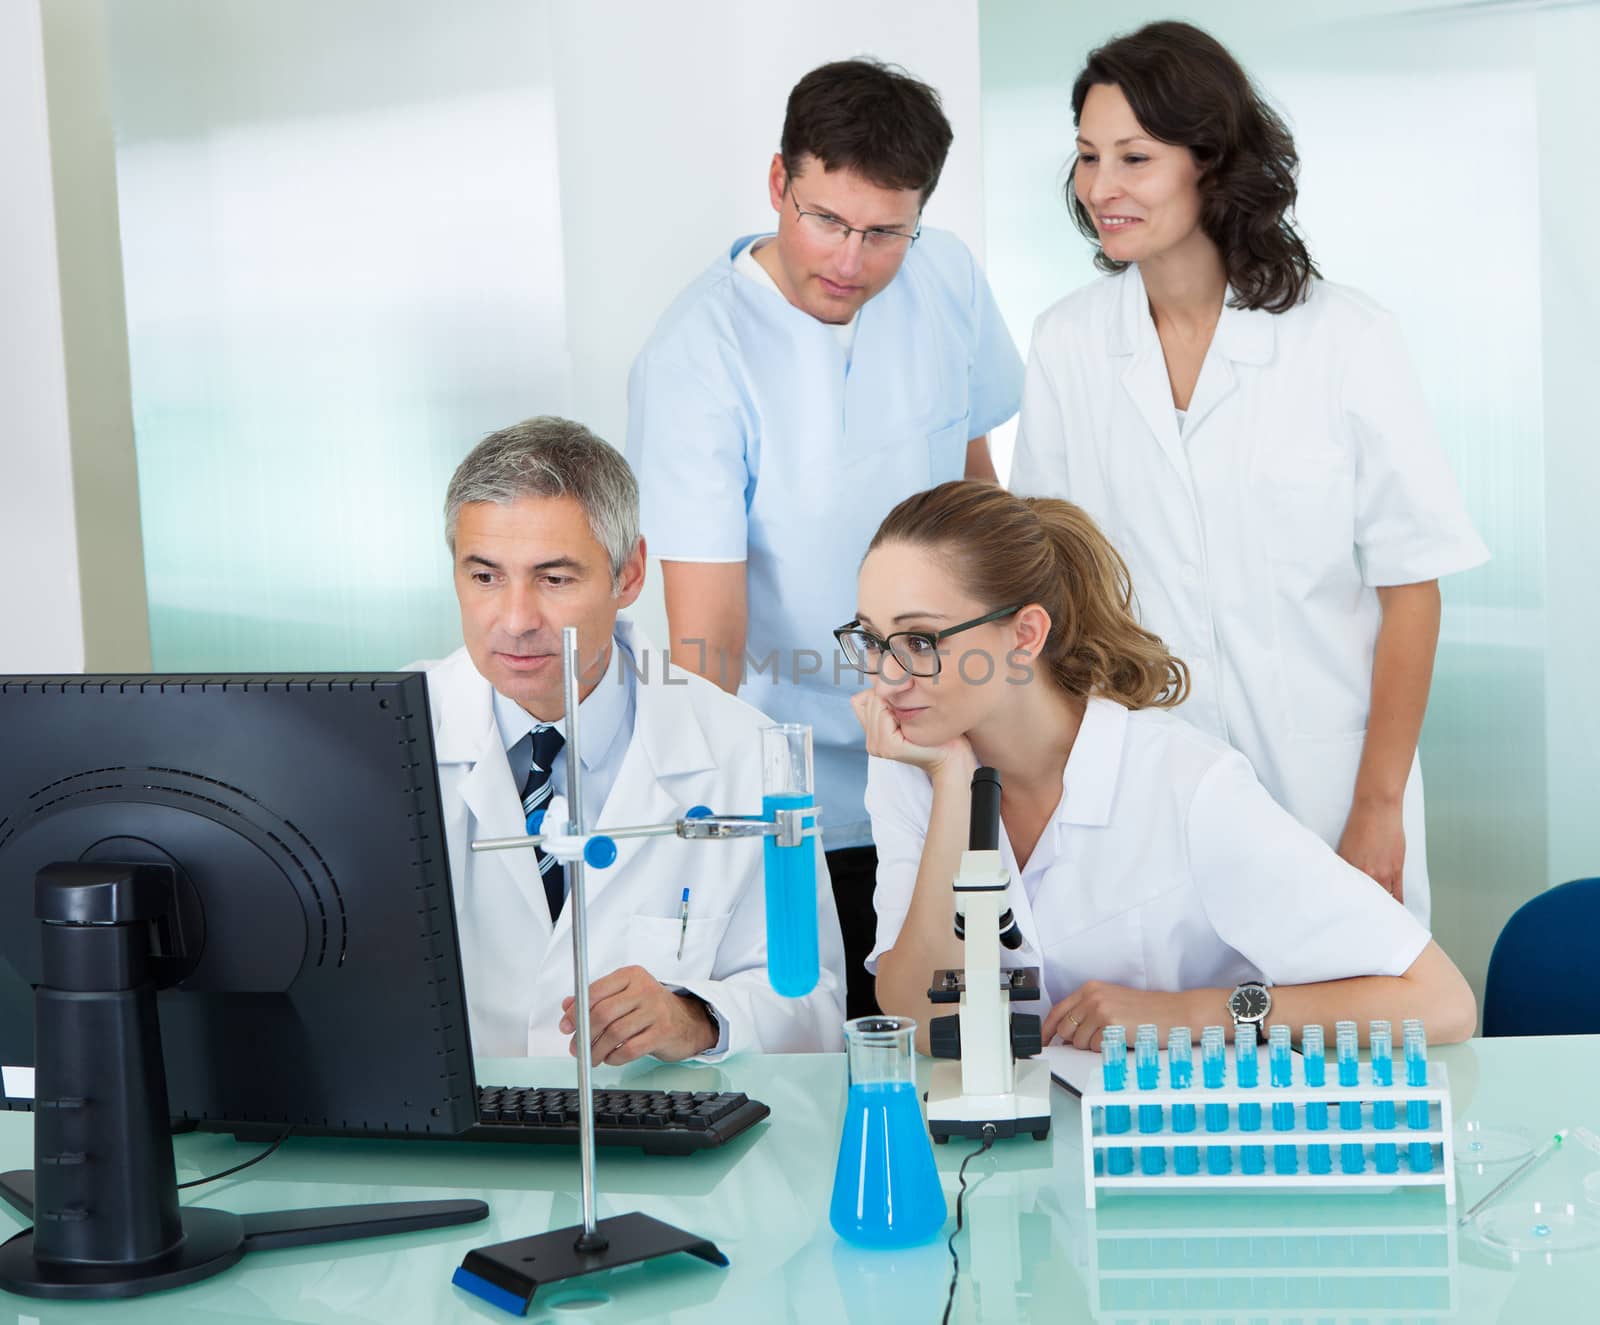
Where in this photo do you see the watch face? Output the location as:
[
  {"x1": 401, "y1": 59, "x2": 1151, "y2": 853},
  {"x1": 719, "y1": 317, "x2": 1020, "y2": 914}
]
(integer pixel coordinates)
[{"x1": 1232, "y1": 985, "x2": 1270, "y2": 1020}]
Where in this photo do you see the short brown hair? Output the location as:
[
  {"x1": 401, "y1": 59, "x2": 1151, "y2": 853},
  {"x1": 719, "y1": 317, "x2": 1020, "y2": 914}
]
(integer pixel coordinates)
[
  {"x1": 780, "y1": 59, "x2": 953, "y2": 201},
  {"x1": 1067, "y1": 21, "x2": 1318, "y2": 313},
  {"x1": 869, "y1": 481, "x2": 1188, "y2": 710}
]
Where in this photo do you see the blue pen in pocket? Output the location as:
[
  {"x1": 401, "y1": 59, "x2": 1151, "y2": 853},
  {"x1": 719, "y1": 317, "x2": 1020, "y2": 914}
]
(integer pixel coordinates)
[{"x1": 675, "y1": 887, "x2": 691, "y2": 960}]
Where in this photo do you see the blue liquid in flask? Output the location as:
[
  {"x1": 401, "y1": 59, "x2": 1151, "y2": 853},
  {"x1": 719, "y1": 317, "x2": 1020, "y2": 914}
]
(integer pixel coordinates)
[
  {"x1": 829, "y1": 1081, "x2": 947, "y2": 1248},
  {"x1": 763, "y1": 792, "x2": 819, "y2": 996}
]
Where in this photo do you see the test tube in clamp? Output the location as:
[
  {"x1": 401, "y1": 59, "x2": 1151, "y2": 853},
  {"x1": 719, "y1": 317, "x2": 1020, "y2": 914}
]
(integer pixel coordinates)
[
  {"x1": 1370, "y1": 1019, "x2": 1399, "y2": 1173},
  {"x1": 1269, "y1": 1024, "x2": 1297, "y2": 1175},
  {"x1": 1235, "y1": 1024, "x2": 1264, "y2": 1175},
  {"x1": 1336, "y1": 1021, "x2": 1365, "y2": 1174},
  {"x1": 1302, "y1": 1025, "x2": 1331, "y2": 1175},
  {"x1": 1403, "y1": 1020, "x2": 1433, "y2": 1172},
  {"x1": 1135, "y1": 1025, "x2": 1165, "y2": 1175},
  {"x1": 1201, "y1": 1026, "x2": 1231, "y2": 1175},
  {"x1": 1168, "y1": 1027, "x2": 1199, "y2": 1175},
  {"x1": 1100, "y1": 1026, "x2": 1133, "y2": 1175}
]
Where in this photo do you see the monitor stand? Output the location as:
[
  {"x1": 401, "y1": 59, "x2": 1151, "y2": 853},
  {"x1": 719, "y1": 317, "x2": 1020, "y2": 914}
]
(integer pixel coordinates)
[{"x1": 0, "y1": 862, "x2": 488, "y2": 1302}]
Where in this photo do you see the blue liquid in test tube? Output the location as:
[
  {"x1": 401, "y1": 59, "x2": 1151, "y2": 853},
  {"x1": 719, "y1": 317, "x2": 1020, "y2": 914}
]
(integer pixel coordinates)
[
  {"x1": 1370, "y1": 1019, "x2": 1398, "y2": 1173},
  {"x1": 1269, "y1": 1024, "x2": 1297, "y2": 1174},
  {"x1": 760, "y1": 725, "x2": 820, "y2": 997},
  {"x1": 1102, "y1": 1025, "x2": 1134, "y2": 1176},
  {"x1": 1135, "y1": 1027, "x2": 1166, "y2": 1175},
  {"x1": 1235, "y1": 1024, "x2": 1265, "y2": 1174},
  {"x1": 1303, "y1": 1025, "x2": 1331, "y2": 1175},
  {"x1": 1202, "y1": 1026, "x2": 1231, "y2": 1175},
  {"x1": 1169, "y1": 1027, "x2": 1198, "y2": 1175},
  {"x1": 1135, "y1": 1025, "x2": 1166, "y2": 1175},
  {"x1": 1403, "y1": 1020, "x2": 1432, "y2": 1173},
  {"x1": 1336, "y1": 1021, "x2": 1364, "y2": 1173}
]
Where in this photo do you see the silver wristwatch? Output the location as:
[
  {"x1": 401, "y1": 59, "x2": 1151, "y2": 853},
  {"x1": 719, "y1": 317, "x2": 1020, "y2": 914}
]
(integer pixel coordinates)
[{"x1": 1227, "y1": 981, "x2": 1272, "y2": 1042}]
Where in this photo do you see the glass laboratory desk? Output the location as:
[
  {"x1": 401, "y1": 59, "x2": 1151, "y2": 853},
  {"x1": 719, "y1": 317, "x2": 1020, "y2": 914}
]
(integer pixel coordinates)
[{"x1": 2, "y1": 1036, "x2": 1598, "y2": 1323}]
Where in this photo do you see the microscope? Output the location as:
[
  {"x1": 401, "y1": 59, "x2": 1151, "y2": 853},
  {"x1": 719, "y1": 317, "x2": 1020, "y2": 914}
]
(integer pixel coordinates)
[{"x1": 924, "y1": 767, "x2": 1052, "y2": 1142}]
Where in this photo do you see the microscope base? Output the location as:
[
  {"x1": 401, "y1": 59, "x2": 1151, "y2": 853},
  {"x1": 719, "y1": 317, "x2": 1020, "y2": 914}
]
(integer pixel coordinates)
[{"x1": 925, "y1": 1058, "x2": 1053, "y2": 1142}]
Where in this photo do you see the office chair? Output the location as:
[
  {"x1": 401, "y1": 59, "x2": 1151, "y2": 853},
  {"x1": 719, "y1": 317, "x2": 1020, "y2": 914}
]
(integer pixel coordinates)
[{"x1": 1482, "y1": 876, "x2": 1600, "y2": 1036}]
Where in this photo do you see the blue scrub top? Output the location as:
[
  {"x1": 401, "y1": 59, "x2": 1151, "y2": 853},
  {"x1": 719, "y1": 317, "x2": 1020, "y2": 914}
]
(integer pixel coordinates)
[{"x1": 626, "y1": 228, "x2": 1023, "y2": 848}]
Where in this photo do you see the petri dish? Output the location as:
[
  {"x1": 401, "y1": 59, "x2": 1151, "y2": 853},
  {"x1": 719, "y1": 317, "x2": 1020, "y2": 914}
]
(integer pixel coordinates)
[
  {"x1": 1472, "y1": 1201, "x2": 1600, "y2": 1256},
  {"x1": 1584, "y1": 1171, "x2": 1600, "y2": 1208},
  {"x1": 1454, "y1": 1121, "x2": 1532, "y2": 1168}
]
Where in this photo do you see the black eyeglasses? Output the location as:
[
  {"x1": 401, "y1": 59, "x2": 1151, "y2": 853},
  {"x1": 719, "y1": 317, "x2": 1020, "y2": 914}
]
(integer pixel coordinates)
[
  {"x1": 833, "y1": 605, "x2": 1025, "y2": 678},
  {"x1": 789, "y1": 188, "x2": 921, "y2": 252}
]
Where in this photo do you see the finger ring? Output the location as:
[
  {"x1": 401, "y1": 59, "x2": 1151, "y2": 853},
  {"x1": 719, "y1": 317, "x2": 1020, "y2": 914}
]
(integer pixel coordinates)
[{"x1": 1067, "y1": 1013, "x2": 1082, "y2": 1027}]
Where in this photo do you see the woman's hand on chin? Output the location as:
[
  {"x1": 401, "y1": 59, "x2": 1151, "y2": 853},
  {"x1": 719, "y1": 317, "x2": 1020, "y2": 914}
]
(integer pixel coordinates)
[{"x1": 852, "y1": 688, "x2": 976, "y2": 779}]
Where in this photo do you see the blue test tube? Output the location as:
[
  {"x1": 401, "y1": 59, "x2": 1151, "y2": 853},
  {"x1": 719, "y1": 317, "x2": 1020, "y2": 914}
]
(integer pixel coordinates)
[
  {"x1": 1102, "y1": 1025, "x2": 1134, "y2": 1176},
  {"x1": 1168, "y1": 1027, "x2": 1198, "y2": 1175},
  {"x1": 1135, "y1": 1025, "x2": 1166, "y2": 1175},
  {"x1": 1336, "y1": 1021, "x2": 1364, "y2": 1173},
  {"x1": 1235, "y1": 1024, "x2": 1265, "y2": 1174},
  {"x1": 1201, "y1": 1026, "x2": 1231, "y2": 1175},
  {"x1": 1302, "y1": 1025, "x2": 1331, "y2": 1175},
  {"x1": 1268, "y1": 1024, "x2": 1297, "y2": 1174},
  {"x1": 1370, "y1": 1019, "x2": 1398, "y2": 1173},
  {"x1": 1403, "y1": 1020, "x2": 1432, "y2": 1172}
]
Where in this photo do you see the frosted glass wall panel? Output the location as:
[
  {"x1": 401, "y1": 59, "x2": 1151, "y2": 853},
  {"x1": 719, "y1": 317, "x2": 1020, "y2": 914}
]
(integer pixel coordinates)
[
  {"x1": 1535, "y1": 3, "x2": 1600, "y2": 888},
  {"x1": 979, "y1": 0, "x2": 1586, "y2": 1012},
  {"x1": 107, "y1": 0, "x2": 569, "y2": 670}
]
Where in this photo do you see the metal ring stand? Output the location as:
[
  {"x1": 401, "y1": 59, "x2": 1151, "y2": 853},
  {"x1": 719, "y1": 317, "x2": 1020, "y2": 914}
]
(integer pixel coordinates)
[{"x1": 451, "y1": 626, "x2": 733, "y2": 1313}]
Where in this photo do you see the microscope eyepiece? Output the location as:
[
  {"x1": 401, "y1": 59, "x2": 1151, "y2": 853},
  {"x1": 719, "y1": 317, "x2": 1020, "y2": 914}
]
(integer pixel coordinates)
[{"x1": 969, "y1": 767, "x2": 1002, "y2": 852}]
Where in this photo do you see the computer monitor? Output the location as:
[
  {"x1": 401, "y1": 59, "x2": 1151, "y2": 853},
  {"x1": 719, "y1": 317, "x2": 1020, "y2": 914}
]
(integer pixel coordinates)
[{"x1": 0, "y1": 673, "x2": 490, "y2": 1299}]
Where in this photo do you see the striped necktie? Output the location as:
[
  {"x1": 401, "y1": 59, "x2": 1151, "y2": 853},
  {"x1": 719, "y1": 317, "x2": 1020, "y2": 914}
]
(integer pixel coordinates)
[{"x1": 520, "y1": 724, "x2": 567, "y2": 921}]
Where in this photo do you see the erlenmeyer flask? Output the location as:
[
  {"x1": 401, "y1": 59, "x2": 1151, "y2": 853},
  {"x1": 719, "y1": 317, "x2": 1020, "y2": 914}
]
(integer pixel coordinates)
[{"x1": 829, "y1": 1016, "x2": 947, "y2": 1248}]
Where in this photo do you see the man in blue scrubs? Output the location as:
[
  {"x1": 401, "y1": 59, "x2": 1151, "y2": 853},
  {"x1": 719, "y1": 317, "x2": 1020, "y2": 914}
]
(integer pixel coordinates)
[{"x1": 626, "y1": 59, "x2": 1023, "y2": 1016}]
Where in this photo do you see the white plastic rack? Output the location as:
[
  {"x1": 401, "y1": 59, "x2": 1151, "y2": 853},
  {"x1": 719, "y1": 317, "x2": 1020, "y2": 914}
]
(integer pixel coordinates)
[{"x1": 1079, "y1": 1061, "x2": 1455, "y2": 1207}]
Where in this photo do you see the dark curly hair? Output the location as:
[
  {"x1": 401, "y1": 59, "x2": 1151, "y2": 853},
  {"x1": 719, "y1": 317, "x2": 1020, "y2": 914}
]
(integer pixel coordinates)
[{"x1": 1066, "y1": 21, "x2": 1318, "y2": 313}]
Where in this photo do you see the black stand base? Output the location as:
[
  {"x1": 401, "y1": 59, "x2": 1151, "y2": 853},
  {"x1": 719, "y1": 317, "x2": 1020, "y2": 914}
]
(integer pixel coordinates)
[
  {"x1": 453, "y1": 1212, "x2": 727, "y2": 1316},
  {"x1": 0, "y1": 1169, "x2": 486, "y2": 1301},
  {"x1": 929, "y1": 1114, "x2": 1052, "y2": 1143}
]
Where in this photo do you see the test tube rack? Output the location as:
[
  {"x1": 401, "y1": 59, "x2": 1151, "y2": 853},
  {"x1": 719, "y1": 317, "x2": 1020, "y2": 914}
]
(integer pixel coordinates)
[{"x1": 1079, "y1": 1058, "x2": 1455, "y2": 1208}]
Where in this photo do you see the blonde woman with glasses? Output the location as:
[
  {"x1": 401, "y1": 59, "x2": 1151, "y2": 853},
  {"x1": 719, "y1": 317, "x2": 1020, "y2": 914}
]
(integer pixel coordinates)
[{"x1": 837, "y1": 481, "x2": 1475, "y2": 1053}]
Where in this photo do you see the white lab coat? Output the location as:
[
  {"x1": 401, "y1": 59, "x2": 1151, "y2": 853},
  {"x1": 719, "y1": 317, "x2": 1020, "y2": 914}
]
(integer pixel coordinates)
[
  {"x1": 1011, "y1": 267, "x2": 1488, "y2": 925},
  {"x1": 413, "y1": 619, "x2": 846, "y2": 1059},
  {"x1": 865, "y1": 697, "x2": 1431, "y2": 1014}
]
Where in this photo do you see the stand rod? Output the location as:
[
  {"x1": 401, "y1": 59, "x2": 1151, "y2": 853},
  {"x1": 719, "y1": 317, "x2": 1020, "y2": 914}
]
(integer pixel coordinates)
[{"x1": 561, "y1": 625, "x2": 602, "y2": 1247}]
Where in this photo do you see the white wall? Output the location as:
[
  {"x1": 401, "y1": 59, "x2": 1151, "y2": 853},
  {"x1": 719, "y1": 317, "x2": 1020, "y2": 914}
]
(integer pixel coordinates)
[
  {"x1": 0, "y1": 0, "x2": 148, "y2": 674},
  {"x1": 106, "y1": 0, "x2": 566, "y2": 670},
  {"x1": 1, "y1": 0, "x2": 87, "y2": 672},
  {"x1": 86, "y1": 0, "x2": 987, "y2": 668}
]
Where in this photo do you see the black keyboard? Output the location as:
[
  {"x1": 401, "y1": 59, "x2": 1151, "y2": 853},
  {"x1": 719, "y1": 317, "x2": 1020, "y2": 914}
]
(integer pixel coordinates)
[{"x1": 463, "y1": 1085, "x2": 769, "y2": 1156}]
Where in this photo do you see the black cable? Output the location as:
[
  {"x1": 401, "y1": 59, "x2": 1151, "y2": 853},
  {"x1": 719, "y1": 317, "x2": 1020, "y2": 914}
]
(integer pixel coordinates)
[
  {"x1": 942, "y1": 1124, "x2": 997, "y2": 1325},
  {"x1": 176, "y1": 1127, "x2": 293, "y2": 1190}
]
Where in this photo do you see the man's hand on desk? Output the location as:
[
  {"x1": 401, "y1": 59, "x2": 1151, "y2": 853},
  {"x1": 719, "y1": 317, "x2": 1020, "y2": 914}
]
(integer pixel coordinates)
[{"x1": 560, "y1": 965, "x2": 719, "y2": 1065}]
